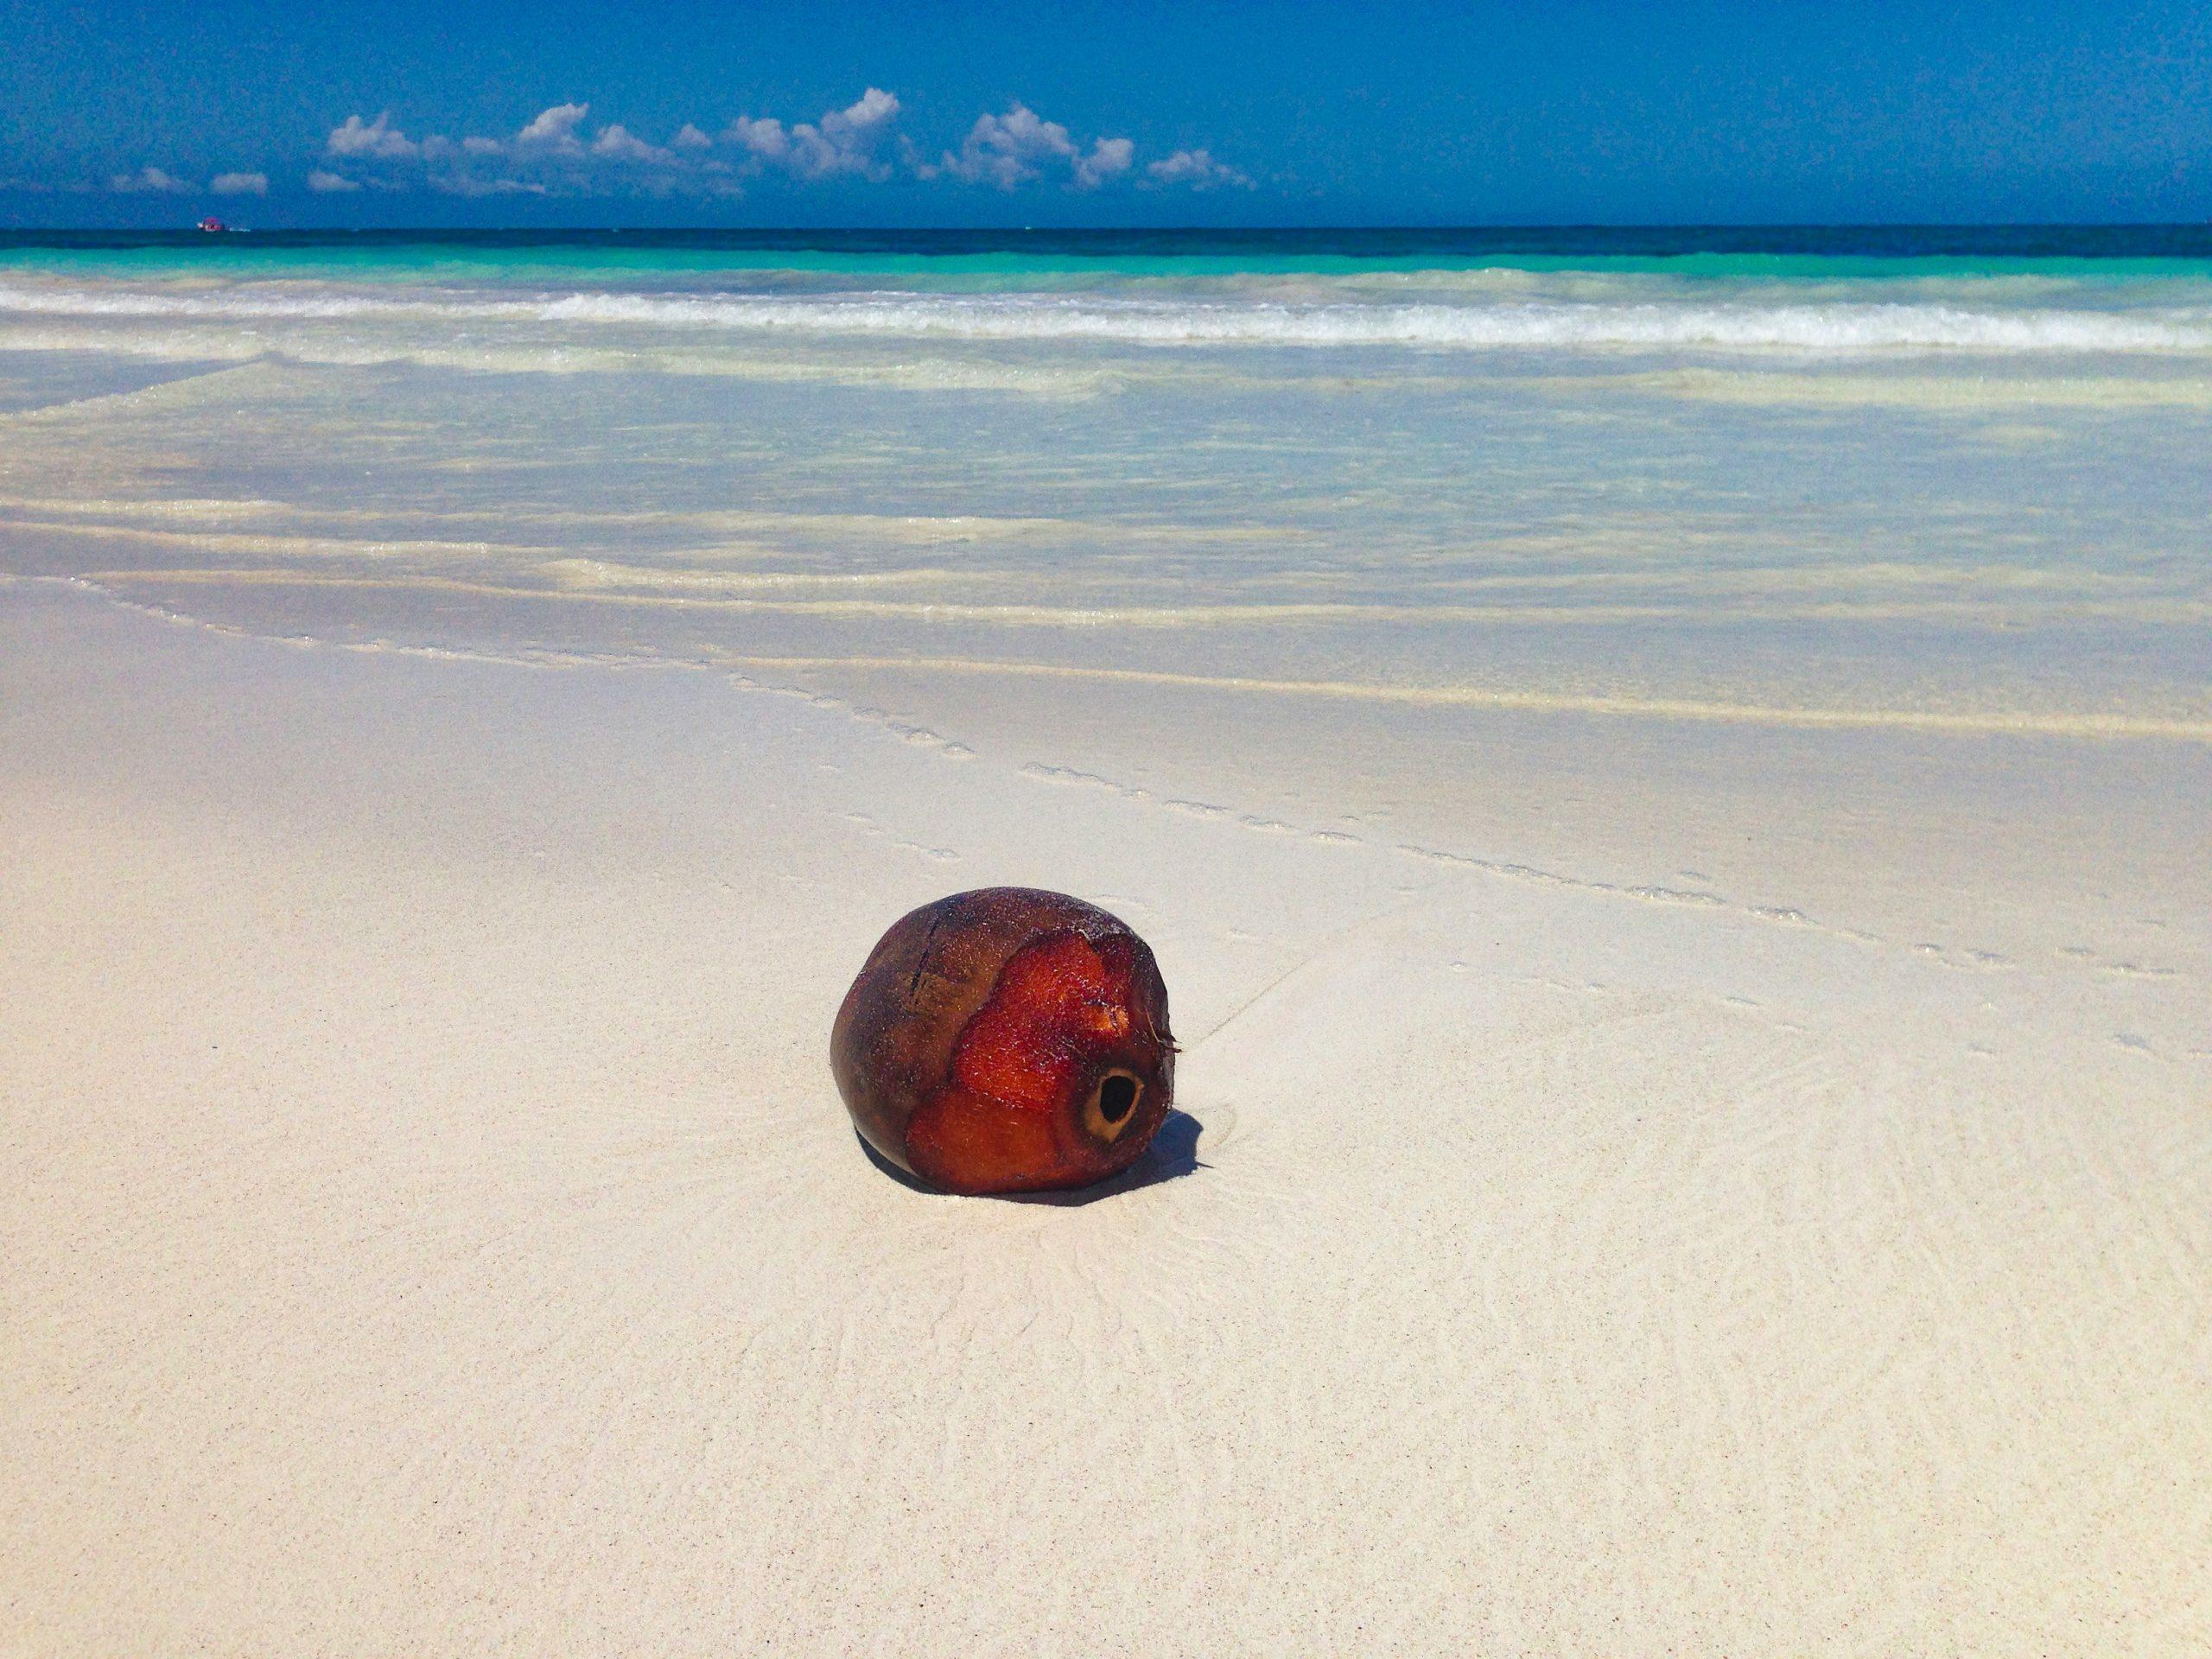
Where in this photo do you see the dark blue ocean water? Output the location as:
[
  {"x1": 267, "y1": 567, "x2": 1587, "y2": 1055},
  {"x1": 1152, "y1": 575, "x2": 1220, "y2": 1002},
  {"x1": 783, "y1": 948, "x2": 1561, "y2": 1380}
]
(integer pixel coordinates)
[{"x1": 4, "y1": 225, "x2": 2211, "y2": 283}]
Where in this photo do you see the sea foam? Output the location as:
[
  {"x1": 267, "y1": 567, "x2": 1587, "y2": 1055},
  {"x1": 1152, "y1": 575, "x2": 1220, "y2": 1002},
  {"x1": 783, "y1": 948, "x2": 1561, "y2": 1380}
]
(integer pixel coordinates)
[{"x1": 4, "y1": 278, "x2": 2212, "y2": 355}]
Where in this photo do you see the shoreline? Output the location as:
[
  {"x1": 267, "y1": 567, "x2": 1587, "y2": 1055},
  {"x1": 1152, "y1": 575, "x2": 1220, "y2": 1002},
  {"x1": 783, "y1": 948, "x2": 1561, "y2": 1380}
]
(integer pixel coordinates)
[
  {"x1": 6, "y1": 578, "x2": 2207, "y2": 1653},
  {"x1": 28, "y1": 565, "x2": 2202, "y2": 995}
]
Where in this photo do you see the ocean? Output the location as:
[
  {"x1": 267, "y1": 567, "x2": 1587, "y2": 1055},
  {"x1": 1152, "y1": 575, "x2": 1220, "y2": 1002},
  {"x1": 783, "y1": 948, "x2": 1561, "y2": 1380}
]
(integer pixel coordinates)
[
  {"x1": 1, "y1": 227, "x2": 2207, "y2": 741},
  {"x1": 11, "y1": 228, "x2": 2210, "y2": 1656}
]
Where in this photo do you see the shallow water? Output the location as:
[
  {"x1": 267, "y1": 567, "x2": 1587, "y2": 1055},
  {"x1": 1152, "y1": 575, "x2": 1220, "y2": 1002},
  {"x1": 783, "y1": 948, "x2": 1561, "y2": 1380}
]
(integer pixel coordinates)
[{"x1": 0, "y1": 232, "x2": 2207, "y2": 741}]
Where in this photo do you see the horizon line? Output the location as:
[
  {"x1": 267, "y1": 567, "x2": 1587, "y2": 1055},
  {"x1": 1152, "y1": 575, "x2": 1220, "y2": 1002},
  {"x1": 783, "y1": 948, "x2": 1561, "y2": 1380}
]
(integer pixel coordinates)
[{"x1": 6, "y1": 220, "x2": 2212, "y2": 234}]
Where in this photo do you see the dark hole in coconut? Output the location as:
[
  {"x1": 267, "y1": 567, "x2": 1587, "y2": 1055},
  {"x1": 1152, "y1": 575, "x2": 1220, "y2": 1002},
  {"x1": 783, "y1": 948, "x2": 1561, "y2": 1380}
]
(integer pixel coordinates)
[{"x1": 1098, "y1": 1073, "x2": 1139, "y2": 1124}]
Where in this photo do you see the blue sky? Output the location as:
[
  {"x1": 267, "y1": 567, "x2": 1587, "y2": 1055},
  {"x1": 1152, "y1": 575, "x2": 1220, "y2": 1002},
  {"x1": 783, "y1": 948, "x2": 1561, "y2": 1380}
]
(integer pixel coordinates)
[{"x1": 2, "y1": 0, "x2": 2208, "y2": 226}]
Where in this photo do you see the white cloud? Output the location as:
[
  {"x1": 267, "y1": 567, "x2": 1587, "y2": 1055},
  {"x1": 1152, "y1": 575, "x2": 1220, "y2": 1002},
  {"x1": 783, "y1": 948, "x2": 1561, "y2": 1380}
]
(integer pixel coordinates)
[
  {"x1": 943, "y1": 105, "x2": 1139, "y2": 190},
  {"x1": 300, "y1": 91, "x2": 1239, "y2": 200},
  {"x1": 429, "y1": 175, "x2": 552, "y2": 198},
  {"x1": 327, "y1": 112, "x2": 419, "y2": 160},
  {"x1": 211, "y1": 171, "x2": 268, "y2": 196},
  {"x1": 320, "y1": 100, "x2": 702, "y2": 195},
  {"x1": 722, "y1": 90, "x2": 900, "y2": 181},
  {"x1": 110, "y1": 165, "x2": 191, "y2": 194},
  {"x1": 307, "y1": 169, "x2": 362, "y2": 193},
  {"x1": 944, "y1": 104, "x2": 1076, "y2": 188},
  {"x1": 1145, "y1": 148, "x2": 1253, "y2": 189},
  {"x1": 788, "y1": 87, "x2": 901, "y2": 179},
  {"x1": 514, "y1": 102, "x2": 589, "y2": 156},
  {"x1": 1074, "y1": 137, "x2": 1135, "y2": 188},
  {"x1": 590, "y1": 123, "x2": 673, "y2": 165},
  {"x1": 725, "y1": 115, "x2": 790, "y2": 162}
]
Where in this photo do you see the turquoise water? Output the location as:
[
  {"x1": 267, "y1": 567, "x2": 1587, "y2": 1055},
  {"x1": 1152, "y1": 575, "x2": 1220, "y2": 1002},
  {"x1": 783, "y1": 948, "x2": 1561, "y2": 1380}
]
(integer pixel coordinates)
[
  {"x1": 6, "y1": 227, "x2": 2212, "y2": 291},
  {"x1": 1, "y1": 226, "x2": 2207, "y2": 739}
]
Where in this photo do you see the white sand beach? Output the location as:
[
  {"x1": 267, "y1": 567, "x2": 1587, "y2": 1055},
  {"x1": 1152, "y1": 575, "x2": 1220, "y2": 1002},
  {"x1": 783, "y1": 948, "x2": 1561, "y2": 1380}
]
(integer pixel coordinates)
[
  {"x1": 5, "y1": 575, "x2": 2206, "y2": 1655},
  {"x1": 3, "y1": 251, "x2": 2209, "y2": 1653}
]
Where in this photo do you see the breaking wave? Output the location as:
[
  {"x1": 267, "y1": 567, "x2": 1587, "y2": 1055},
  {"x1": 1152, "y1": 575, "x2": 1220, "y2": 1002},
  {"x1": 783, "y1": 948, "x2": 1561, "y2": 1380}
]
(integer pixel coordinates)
[{"x1": 4, "y1": 278, "x2": 2212, "y2": 355}]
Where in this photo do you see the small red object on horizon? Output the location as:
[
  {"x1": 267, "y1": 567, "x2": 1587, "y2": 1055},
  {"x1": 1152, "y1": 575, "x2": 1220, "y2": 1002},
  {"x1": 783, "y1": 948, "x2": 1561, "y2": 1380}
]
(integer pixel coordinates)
[{"x1": 197, "y1": 217, "x2": 227, "y2": 233}]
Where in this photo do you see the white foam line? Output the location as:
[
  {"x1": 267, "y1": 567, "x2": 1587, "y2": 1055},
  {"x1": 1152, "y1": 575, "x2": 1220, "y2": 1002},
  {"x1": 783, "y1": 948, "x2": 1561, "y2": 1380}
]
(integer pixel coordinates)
[
  {"x1": 42, "y1": 567, "x2": 2212, "y2": 742},
  {"x1": 702, "y1": 652, "x2": 2212, "y2": 745},
  {"x1": 6, "y1": 280, "x2": 2212, "y2": 355},
  {"x1": 61, "y1": 567, "x2": 2212, "y2": 634}
]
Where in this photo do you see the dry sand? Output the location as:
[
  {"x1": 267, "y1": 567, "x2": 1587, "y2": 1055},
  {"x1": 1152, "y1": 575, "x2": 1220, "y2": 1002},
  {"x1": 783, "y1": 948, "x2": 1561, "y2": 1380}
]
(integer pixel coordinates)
[{"x1": 3, "y1": 577, "x2": 2208, "y2": 1655}]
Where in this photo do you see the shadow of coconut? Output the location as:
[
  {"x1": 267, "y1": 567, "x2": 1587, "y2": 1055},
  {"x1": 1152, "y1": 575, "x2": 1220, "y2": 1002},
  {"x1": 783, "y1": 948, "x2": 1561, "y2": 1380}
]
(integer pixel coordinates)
[{"x1": 856, "y1": 1108, "x2": 1207, "y2": 1205}]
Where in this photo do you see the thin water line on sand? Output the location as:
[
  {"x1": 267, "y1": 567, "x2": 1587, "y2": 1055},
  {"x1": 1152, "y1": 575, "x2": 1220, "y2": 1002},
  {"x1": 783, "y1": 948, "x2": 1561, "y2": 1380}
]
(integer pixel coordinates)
[
  {"x1": 59, "y1": 565, "x2": 2212, "y2": 631},
  {"x1": 35, "y1": 571, "x2": 2212, "y2": 742},
  {"x1": 33, "y1": 575, "x2": 2197, "y2": 995},
  {"x1": 702, "y1": 652, "x2": 2212, "y2": 744}
]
